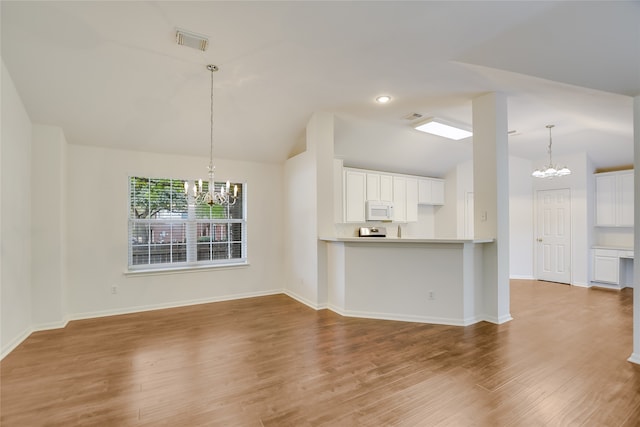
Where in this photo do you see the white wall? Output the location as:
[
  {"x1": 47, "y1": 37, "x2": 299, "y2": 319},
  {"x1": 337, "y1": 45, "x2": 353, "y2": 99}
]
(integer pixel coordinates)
[
  {"x1": 509, "y1": 156, "x2": 534, "y2": 279},
  {"x1": 31, "y1": 125, "x2": 68, "y2": 328},
  {"x1": 66, "y1": 144, "x2": 284, "y2": 318},
  {"x1": 1, "y1": 61, "x2": 33, "y2": 357},
  {"x1": 283, "y1": 150, "x2": 319, "y2": 307},
  {"x1": 532, "y1": 152, "x2": 590, "y2": 286}
]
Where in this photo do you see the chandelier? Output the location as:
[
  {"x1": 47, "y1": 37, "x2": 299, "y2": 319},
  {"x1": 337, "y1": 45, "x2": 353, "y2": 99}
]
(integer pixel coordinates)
[
  {"x1": 184, "y1": 65, "x2": 237, "y2": 205},
  {"x1": 531, "y1": 124, "x2": 571, "y2": 178}
]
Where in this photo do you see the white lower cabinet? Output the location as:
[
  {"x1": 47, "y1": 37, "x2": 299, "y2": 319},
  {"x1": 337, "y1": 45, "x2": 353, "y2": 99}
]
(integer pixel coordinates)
[
  {"x1": 593, "y1": 249, "x2": 619, "y2": 284},
  {"x1": 592, "y1": 248, "x2": 635, "y2": 288}
]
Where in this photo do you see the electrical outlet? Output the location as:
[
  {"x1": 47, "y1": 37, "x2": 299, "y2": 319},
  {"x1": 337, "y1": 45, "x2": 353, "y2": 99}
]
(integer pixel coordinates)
[
  {"x1": 428, "y1": 290, "x2": 435, "y2": 301},
  {"x1": 111, "y1": 285, "x2": 118, "y2": 294}
]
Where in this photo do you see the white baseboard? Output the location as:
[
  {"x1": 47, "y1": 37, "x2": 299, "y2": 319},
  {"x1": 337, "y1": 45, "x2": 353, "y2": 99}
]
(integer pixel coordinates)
[
  {"x1": 326, "y1": 307, "x2": 472, "y2": 327},
  {"x1": 571, "y1": 282, "x2": 591, "y2": 288},
  {"x1": 483, "y1": 313, "x2": 514, "y2": 324},
  {"x1": 628, "y1": 353, "x2": 640, "y2": 365},
  {"x1": 282, "y1": 289, "x2": 327, "y2": 310},
  {"x1": 33, "y1": 318, "x2": 70, "y2": 331},
  {"x1": 69, "y1": 289, "x2": 283, "y2": 322},
  {"x1": 509, "y1": 275, "x2": 535, "y2": 280},
  {"x1": 1, "y1": 326, "x2": 34, "y2": 360}
]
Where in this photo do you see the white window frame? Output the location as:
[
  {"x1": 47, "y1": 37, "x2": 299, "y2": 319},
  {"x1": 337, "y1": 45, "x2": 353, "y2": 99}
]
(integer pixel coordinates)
[{"x1": 128, "y1": 176, "x2": 247, "y2": 272}]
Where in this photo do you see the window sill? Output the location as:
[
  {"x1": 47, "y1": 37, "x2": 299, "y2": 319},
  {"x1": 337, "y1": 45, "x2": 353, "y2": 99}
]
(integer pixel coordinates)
[{"x1": 124, "y1": 262, "x2": 250, "y2": 277}]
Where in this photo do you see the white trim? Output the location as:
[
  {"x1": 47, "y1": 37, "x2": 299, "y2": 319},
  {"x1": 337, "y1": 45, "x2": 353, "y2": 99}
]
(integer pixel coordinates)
[
  {"x1": 282, "y1": 289, "x2": 327, "y2": 310},
  {"x1": 1, "y1": 327, "x2": 33, "y2": 360},
  {"x1": 509, "y1": 275, "x2": 535, "y2": 280},
  {"x1": 483, "y1": 314, "x2": 513, "y2": 324},
  {"x1": 571, "y1": 281, "x2": 592, "y2": 288},
  {"x1": 33, "y1": 319, "x2": 69, "y2": 331},
  {"x1": 68, "y1": 289, "x2": 282, "y2": 322},
  {"x1": 628, "y1": 353, "x2": 640, "y2": 365},
  {"x1": 124, "y1": 262, "x2": 249, "y2": 277},
  {"x1": 328, "y1": 307, "x2": 474, "y2": 327}
]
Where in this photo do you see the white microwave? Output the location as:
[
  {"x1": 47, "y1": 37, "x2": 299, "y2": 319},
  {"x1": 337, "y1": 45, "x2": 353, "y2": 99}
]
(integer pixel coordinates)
[{"x1": 365, "y1": 201, "x2": 394, "y2": 221}]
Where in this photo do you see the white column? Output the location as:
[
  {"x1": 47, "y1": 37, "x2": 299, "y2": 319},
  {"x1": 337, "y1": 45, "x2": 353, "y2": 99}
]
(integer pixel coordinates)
[
  {"x1": 472, "y1": 92, "x2": 512, "y2": 324},
  {"x1": 630, "y1": 95, "x2": 640, "y2": 365}
]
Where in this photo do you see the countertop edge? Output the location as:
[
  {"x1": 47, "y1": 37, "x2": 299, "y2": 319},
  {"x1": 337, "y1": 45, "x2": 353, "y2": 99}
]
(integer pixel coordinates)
[
  {"x1": 319, "y1": 237, "x2": 494, "y2": 244},
  {"x1": 592, "y1": 246, "x2": 634, "y2": 251}
]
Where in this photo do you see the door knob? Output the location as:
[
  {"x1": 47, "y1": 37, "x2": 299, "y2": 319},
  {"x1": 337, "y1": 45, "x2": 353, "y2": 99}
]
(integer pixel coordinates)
[{"x1": 536, "y1": 238, "x2": 543, "y2": 242}]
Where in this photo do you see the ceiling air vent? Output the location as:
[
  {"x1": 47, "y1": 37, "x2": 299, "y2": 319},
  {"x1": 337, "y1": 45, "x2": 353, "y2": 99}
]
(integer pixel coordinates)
[
  {"x1": 404, "y1": 112, "x2": 423, "y2": 121},
  {"x1": 176, "y1": 29, "x2": 208, "y2": 52}
]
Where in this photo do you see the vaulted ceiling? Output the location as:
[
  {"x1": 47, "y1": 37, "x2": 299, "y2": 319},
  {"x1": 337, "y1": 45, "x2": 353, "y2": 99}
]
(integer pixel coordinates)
[{"x1": 2, "y1": 1, "x2": 638, "y2": 177}]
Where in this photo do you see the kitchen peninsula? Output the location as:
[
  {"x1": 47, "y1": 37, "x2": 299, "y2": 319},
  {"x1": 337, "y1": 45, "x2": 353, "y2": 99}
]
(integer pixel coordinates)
[{"x1": 320, "y1": 236, "x2": 494, "y2": 326}]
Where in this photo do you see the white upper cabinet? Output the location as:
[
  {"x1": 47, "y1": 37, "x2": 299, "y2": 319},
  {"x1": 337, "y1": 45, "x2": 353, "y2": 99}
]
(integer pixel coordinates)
[
  {"x1": 595, "y1": 170, "x2": 633, "y2": 227},
  {"x1": 418, "y1": 178, "x2": 445, "y2": 205},
  {"x1": 393, "y1": 176, "x2": 407, "y2": 222},
  {"x1": 406, "y1": 178, "x2": 418, "y2": 222},
  {"x1": 366, "y1": 173, "x2": 393, "y2": 202},
  {"x1": 617, "y1": 171, "x2": 634, "y2": 226},
  {"x1": 342, "y1": 167, "x2": 444, "y2": 223},
  {"x1": 343, "y1": 169, "x2": 366, "y2": 223}
]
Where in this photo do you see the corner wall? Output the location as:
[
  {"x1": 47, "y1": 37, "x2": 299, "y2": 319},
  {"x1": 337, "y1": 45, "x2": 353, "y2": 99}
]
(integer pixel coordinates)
[
  {"x1": 1, "y1": 61, "x2": 33, "y2": 357},
  {"x1": 283, "y1": 112, "x2": 335, "y2": 308},
  {"x1": 31, "y1": 125, "x2": 68, "y2": 329}
]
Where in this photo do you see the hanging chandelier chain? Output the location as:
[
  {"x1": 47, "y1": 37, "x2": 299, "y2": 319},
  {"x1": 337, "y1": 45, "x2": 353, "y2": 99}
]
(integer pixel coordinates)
[
  {"x1": 208, "y1": 64, "x2": 218, "y2": 173},
  {"x1": 183, "y1": 64, "x2": 237, "y2": 205},
  {"x1": 547, "y1": 124, "x2": 554, "y2": 165}
]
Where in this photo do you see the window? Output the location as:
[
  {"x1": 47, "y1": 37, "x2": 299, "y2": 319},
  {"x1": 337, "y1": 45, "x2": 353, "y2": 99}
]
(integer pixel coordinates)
[{"x1": 128, "y1": 177, "x2": 247, "y2": 270}]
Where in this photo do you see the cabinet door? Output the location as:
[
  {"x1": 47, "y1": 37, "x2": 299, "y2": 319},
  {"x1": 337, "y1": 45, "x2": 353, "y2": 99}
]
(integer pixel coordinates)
[
  {"x1": 418, "y1": 178, "x2": 445, "y2": 205},
  {"x1": 393, "y1": 177, "x2": 407, "y2": 222},
  {"x1": 593, "y1": 253, "x2": 619, "y2": 284},
  {"x1": 617, "y1": 171, "x2": 634, "y2": 227},
  {"x1": 418, "y1": 179, "x2": 432, "y2": 204},
  {"x1": 380, "y1": 174, "x2": 394, "y2": 202},
  {"x1": 595, "y1": 174, "x2": 616, "y2": 226},
  {"x1": 406, "y1": 178, "x2": 418, "y2": 222},
  {"x1": 344, "y1": 170, "x2": 366, "y2": 222},
  {"x1": 431, "y1": 179, "x2": 445, "y2": 205},
  {"x1": 366, "y1": 173, "x2": 380, "y2": 201}
]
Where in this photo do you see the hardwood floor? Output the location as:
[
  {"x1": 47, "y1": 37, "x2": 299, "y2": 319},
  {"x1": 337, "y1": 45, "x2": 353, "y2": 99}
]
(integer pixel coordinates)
[{"x1": 1, "y1": 280, "x2": 639, "y2": 426}]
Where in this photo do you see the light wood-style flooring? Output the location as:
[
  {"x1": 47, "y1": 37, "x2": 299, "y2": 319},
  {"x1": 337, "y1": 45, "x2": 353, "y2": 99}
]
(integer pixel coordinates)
[{"x1": 1, "y1": 280, "x2": 639, "y2": 426}]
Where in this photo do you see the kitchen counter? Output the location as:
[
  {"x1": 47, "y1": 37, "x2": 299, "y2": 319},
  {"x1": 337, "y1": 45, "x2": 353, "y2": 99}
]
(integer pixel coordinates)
[
  {"x1": 320, "y1": 237, "x2": 497, "y2": 326},
  {"x1": 320, "y1": 237, "x2": 494, "y2": 244},
  {"x1": 592, "y1": 245, "x2": 634, "y2": 251}
]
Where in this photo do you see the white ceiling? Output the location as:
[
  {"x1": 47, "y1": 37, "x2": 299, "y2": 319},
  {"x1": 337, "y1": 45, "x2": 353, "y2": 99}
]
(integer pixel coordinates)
[{"x1": 2, "y1": 1, "x2": 638, "y2": 177}]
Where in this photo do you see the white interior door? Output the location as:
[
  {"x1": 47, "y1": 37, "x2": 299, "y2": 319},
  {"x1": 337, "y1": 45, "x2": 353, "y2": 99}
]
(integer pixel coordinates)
[{"x1": 536, "y1": 189, "x2": 571, "y2": 284}]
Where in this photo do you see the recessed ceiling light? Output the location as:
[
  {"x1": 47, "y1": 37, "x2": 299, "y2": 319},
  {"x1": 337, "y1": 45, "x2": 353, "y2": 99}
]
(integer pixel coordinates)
[
  {"x1": 413, "y1": 117, "x2": 472, "y2": 140},
  {"x1": 375, "y1": 95, "x2": 391, "y2": 104}
]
